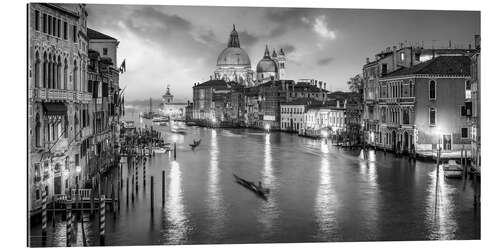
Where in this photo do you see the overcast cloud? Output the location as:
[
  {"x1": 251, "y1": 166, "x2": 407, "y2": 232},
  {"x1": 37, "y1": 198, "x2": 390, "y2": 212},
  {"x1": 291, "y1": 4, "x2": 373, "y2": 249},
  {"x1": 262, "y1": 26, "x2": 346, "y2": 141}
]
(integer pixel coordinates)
[{"x1": 86, "y1": 5, "x2": 479, "y2": 102}]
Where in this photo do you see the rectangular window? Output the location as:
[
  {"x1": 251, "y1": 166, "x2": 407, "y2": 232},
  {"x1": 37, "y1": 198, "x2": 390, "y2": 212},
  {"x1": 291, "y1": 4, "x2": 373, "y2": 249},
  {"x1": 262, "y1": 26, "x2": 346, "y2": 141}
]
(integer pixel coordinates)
[
  {"x1": 461, "y1": 128, "x2": 469, "y2": 138},
  {"x1": 429, "y1": 108, "x2": 436, "y2": 126},
  {"x1": 75, "y1": 154, "x2": 79, "y2": 167},
  {"x1": 461, "y1": 106, "x2": 467, "y2": 116},
  {"x1": 429, "y1": 80, "x2": 436, "y2": 100},
  {"x1": 73, "y1": 25, "x2": 77, "y2": 42},
  {"x1": 34, "y1": 10, "x2": 39, "y2": 31},
  {"x1": 47, "y1": 15, "x2": 51, "y2": 34},
  {"x1": 465, "y1": 80, "x2": 472, "y2": 99},
  {"x1": 57, "y1": 19, "x2": 61, "y2": 37},
  {"x1": 52, "y1": 17, "x2": 56, "y2": 36},
  {"x1": 63, "y1": 22, "x2": 67, "y2": 40},
  {"x1": 42, "y1": 13, "x2": 47, "y2": 33},
  {"x1": 381, "y1": 64, "x2": 387, "y2": 75},
  {"x1": 103, "y1": 48, "x2": 108, "y2": 56}
]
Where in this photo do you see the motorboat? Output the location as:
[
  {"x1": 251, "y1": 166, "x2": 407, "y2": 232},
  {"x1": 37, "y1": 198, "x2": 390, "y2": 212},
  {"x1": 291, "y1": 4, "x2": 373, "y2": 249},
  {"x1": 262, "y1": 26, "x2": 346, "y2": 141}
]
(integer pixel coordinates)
[
  {"x1": 171, "y1": 123, "x2": 187, "y2": 134},
  {"x1": 152, "y1": 147, "x2": 167, "y2": 154},
  {"x1": 441, "y1": 160, "x2": 463, "y2": 178},
  {"x1": 152, "y1": 116, "x2": 170, "y2": 123},
  {"x1": 233, "y1": 174, "x2": 270, "y2": 200}
]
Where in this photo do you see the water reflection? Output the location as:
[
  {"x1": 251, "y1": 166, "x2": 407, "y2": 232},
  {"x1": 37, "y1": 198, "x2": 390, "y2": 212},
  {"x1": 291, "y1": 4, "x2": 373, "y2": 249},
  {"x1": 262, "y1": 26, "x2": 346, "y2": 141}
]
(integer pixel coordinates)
[
  {"x1": 425, "y1": 166, "x2": 457, "y2": 240},
  {"x1": 315, "y1": 141, "x2": 338, "y2": 240},
  {"x1": 161, "y1": 161, "x2": 189, "y2": 244},
  {"x1": 259, "y1": 133, "x2": 279, "y2": 238},
  {"x1": 207, "y1": 129, "x2": 225, "y2": 239},
  {"x1": 358, "y1": 150, "x2": 380, "y2": 240}
]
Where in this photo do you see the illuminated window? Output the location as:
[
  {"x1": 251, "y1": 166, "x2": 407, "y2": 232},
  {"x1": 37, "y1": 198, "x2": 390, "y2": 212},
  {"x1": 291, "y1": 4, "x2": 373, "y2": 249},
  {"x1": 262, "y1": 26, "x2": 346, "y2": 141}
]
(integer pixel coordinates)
[
  {"x1": 465, "y1": 80, "x2": 472, "y2": 99},
  {"x1": 429, "y1": 108, "x2": 436, "y2": 126},
  {"x1": 400, "y1": 52, "x2": 405, "y2": 61}
]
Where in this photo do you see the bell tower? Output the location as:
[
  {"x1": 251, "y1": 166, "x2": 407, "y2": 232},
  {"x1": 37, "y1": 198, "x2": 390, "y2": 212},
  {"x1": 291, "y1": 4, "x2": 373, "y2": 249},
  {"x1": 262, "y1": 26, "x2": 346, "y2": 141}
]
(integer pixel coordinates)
[{"x1": 277, "y1": 48, "x2": 286, "y2": 79}]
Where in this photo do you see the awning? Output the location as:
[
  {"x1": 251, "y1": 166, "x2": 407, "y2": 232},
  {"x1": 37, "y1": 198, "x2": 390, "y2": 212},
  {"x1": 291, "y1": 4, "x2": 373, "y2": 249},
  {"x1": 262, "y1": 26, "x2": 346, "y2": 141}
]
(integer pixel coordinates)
[{"x1": 43, "y1": 103, "x2": 67, "y2": 116}]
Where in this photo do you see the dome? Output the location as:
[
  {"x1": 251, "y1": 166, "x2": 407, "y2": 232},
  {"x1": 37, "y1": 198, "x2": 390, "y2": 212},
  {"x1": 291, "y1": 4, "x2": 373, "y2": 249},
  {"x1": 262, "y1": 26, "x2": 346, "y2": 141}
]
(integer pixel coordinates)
[
  {"x1": 256, "y1": 58, "x2": 278, "y2": 73},
  {"x1": 216, "y1": 47, "x2": 251, "y2": 67},
  {"x1": 256, "y1": 45, "x2": 278, "y2": 73}
]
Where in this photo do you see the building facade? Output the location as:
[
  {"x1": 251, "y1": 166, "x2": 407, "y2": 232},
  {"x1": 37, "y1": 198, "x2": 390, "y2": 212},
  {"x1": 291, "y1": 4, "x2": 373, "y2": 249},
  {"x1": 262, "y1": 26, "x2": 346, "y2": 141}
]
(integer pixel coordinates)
[
  {"x1": 160, "y1": 86, "x2": 188, "y2": 120},
  {"x1": 28, "y1": 3, "x2": 90, "y2": 213},
  {"x1": 377, "y1": 56, "x2": 472, "y2": 155},
  {"x1": 470, "y1": 35, "x2": 481, "y2": 171}
]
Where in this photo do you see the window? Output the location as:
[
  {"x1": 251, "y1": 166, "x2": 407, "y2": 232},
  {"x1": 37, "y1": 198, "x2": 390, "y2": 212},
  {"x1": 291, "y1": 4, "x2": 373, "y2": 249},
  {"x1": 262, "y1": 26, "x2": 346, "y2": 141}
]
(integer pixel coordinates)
[
  {"x1": 47, "y1": 15, "x2": 51, "y2": 34},
  {"x1": 103, "y1": 48, "x2": 108, "y2": 56},
  {"x1": 403, "y1": 109, "x2": 410, "y2": 124},
  {"x1": 400, "y1": 52, "x2": 405, "y2": 61},
  {"x1": 381, "y1": 64, "x2": 387, "y2": 75},
  {"x1": 34, "y1": 10, "x2": 39, "y2": 31},
  {"x1": 429, "y1": 108, "x2": 436, "y2": 126},
  {"x1": 465, "y1": 80, "x2": 472, "y2": 99},
  {"x1": 42, "y1": 13, "x2": 47, "y2": 33},
  {"x1": 461, "y1": 128, "x2": 469, "y2": 138},
  {"x1": 57, "y1": 19, "x2": 61, "y2": 37},
  {"x1": 52, "y1": 17, "x2": 56, "y2": 36},
  {"x1": 75, "y1": 154, "x2": 79, "y2": 167},
  {"x1": 429, "y1": 80, "x2": 436, "y2": 100},
  {"x1": 63, "y1": 22, "x2": 67, "y2": 40},
  {"x1": 73, "y1": 25, "x2": 77, "y2": 42}
]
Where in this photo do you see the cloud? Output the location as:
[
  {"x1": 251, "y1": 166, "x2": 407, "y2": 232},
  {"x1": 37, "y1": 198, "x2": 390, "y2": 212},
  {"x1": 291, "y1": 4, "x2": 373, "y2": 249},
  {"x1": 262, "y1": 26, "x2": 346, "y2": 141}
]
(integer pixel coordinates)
[
  {"x1": 278, "y1": 44, "x2": 296, "y2": 54},
  {"x1": 312, "y1": 15, "x2": 336, "y2": 40},
  {"x1": 238, "y1": 30, "x2": 259, "y2": 47},
  {"x1": 317, "y1": 57, "x2": 334, "y2": 65}
]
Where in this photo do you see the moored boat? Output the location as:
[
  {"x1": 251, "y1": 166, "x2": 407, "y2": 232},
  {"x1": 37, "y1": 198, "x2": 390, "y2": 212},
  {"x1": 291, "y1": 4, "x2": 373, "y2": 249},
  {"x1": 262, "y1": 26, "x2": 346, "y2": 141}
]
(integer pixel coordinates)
[{"x1": 441, "y1": 160, "x2": 463, "y2": 178}]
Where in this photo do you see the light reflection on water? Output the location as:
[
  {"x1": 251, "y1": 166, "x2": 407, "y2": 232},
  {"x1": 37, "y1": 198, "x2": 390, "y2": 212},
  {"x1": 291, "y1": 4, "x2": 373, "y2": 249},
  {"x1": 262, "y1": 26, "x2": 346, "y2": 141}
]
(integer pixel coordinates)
[
  {"x1": 161, "y1": 161, "x2": 189, "y2": 244},
  {"x1": 425, "y1": 166, "x2": 457, "y2": 240},
  {"x1": 29, "y1": 119, "x2": 480, "y2": 246},
  {"x1": 258, "y1": 133, "x2": 279, "y2": 238},
  {"x1": 206, "y1": 129, "x2": 225, "y2": 239},
  {"x1": 315, "y1": 141, "x2": 339, "y2": 240}
]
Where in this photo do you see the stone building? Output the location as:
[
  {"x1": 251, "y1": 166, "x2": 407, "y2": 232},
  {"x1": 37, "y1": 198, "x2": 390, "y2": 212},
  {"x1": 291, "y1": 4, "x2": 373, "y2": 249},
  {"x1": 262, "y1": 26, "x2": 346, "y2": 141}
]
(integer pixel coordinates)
[
  {"x1": 28, "y1": 3, "x2": 90, "y2": 214},
  {"x1": 470, "y1": 35, "x2": 480, "y2": 171},
  {"x1": 362, "y1": 43, "x2": 477, "y2": 147},
  {"x1": 160, "y1": 86, "x2": 188, "y2": 120},
  {"x1": 280, "y1": 98, "x2": 323, "y2": 133},
  {"x1": 377, "y1": 56, "x2": 472, "y2": 155}
]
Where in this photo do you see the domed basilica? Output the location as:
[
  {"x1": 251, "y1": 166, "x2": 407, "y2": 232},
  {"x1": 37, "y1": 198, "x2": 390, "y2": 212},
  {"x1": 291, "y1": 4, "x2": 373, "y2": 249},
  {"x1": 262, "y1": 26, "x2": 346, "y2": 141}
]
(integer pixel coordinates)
[{"x1": 213, "y1": 25, "x2": 286, "y2": 86}]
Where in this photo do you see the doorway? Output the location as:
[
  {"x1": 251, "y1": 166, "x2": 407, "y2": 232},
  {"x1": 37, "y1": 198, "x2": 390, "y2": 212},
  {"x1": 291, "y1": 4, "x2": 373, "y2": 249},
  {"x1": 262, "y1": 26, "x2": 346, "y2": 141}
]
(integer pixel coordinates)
[{"x1": 443, "y1": 134, "x2": 452, "y2": 150}]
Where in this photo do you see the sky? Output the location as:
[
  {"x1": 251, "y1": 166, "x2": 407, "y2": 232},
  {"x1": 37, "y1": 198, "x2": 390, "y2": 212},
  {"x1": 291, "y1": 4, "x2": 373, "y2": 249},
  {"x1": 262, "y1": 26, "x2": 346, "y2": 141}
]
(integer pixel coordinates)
[{"x1": 86, "y1": 5, "x2": 480, "y2": 102}]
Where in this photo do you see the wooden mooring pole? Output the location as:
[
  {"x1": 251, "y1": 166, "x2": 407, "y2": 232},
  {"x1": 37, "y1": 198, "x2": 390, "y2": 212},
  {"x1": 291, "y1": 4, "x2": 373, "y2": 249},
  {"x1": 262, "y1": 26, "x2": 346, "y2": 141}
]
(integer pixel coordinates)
[
  {"x1": 150, "y1": 176, "x2": 154, "y2": 211},
  {"x1": 66, "y1": 203, "x2": 72, "y2": 247},
  {"x1": 162, "y1": 170, "x2": 165, "y2": 207},
  {"x1": 41, "y1": 189, "x2": 47, "y2": 242},
  {"x1": 174, "y1": 142, "x2": 177, "y2": 160},
  {"x1": 99, "y1": 195, "x2": 106, "y2": 246},
  {"x1": 143, "y1": 163, "x2": 146, "y2": 187}
]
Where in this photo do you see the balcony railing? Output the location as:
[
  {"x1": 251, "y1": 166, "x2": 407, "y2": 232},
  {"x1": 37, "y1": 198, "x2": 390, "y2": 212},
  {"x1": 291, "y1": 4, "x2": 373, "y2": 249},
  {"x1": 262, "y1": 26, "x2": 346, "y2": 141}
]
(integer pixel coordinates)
[{"x1": 32, "y1": 88, "x2": 93, "y2": 103}]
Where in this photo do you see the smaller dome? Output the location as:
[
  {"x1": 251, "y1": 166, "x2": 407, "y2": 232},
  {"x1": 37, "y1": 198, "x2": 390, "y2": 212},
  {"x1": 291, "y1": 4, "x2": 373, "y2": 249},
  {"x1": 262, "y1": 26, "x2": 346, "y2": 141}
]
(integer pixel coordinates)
[{"x1": 256, "y1": 58, "x2": 278, "y2": 73}]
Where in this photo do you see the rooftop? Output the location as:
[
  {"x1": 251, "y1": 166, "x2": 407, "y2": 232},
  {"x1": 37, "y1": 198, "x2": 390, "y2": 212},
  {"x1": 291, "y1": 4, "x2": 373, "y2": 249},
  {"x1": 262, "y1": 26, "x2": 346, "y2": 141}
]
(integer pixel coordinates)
[
  {"x1": 87, "y1": 28, "x2": 117, "y2": 40},
  {"x1": 383, "y1": 56, "x2": 471, "y2": 78}
]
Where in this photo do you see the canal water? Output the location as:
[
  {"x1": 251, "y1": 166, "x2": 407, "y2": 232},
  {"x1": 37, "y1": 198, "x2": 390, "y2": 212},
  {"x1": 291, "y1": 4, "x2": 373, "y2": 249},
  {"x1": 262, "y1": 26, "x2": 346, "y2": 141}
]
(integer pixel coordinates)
[{"x1": 29, "y1": 116, "x2": 480, "y2": 246}]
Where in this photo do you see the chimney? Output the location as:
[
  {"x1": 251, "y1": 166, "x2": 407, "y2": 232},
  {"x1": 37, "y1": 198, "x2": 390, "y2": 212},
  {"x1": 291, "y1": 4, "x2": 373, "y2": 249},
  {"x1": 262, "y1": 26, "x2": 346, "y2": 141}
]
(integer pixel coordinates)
[
  {"x1": 474, "y1": 35, "x2": 481, "y2": 50},
  {"x1": 210, "y1": 75, "x2": 212, "y2": 80},
  {"x1": 366, "y1": 57, "x2": 370, "y2": 64},
  {"x1": 449, "y1": 40, "x2": 452, "y2": 48}
]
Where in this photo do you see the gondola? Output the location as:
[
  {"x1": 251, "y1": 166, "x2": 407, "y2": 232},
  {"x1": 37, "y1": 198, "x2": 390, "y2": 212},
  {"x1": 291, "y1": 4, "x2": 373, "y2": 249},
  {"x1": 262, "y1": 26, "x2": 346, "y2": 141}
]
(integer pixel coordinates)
[
  {"x1": 233, "y1": 174, "x2": 270, "y2": 200},
  {"x1": 189, "y1": 139, "x2": 202, "y2": 149}
]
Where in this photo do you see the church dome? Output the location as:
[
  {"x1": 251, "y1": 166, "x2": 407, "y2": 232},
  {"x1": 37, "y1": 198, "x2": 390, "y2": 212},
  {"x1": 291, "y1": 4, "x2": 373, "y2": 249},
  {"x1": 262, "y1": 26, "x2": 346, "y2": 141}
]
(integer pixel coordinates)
[
  {"x1": 216, "y1": 25, "x2": 251, "y2": 67},
  {"x1": 256, "y1": 58, "x2": 278, "y2": 73},
  {"x1": 256, "y1": 45, "x2": 278, "y2": 73},
  {"x1": 216, "y1": 47, "x2": 251, "y2": 67}
]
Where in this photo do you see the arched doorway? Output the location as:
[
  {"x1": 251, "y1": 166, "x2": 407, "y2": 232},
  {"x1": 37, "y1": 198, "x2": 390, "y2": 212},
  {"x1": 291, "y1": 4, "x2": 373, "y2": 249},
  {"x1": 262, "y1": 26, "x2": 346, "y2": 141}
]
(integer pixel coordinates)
[
  {"x1": 391, "y1": 130, "x2": 397, "y2": 152},
  {"x1": 404, "y1": 131, "x2": 409, "y2": 153}
]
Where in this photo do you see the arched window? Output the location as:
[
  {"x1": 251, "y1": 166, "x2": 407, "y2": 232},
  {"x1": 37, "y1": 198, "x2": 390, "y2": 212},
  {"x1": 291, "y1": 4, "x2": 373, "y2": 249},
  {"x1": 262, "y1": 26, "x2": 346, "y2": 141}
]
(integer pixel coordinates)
[
  {"x1": 429, "y1": 80, "x2": 436, "y2": 100},
  {"x1": 34, "y1": 52, "x2": 40, "y2": 88},
  {"x1": 43, "y1": 52, "x2": 47, "y2": 88},
  {"x1": 57, "y1": 56, "x2": 61, "y2": 89},
  {"x1": 74, "y1": 113, "x2": 79, "y2": 139},
  {"x1": 64, "y1": 115, "x2": 68, "y2": 138},
  {"x1": 63, "y1": 59, "x2": 68, "y2": 89},
  {"x1": 35, "y1": 113, "x2": 41, "y2": 147},
  {"x1": 52, "y1": 54, "x2": 57, "y2": 89},
  {"x1": 73, "y1": 60, "x2": 78, "y2": 91}
]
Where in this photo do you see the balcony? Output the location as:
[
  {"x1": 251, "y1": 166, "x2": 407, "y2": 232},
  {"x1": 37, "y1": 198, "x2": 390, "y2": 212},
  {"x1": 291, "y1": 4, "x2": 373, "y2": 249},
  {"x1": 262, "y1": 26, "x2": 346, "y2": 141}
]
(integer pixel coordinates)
[{"x1": 32, "y1": 88, "x2": 93, "y2": 104}]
